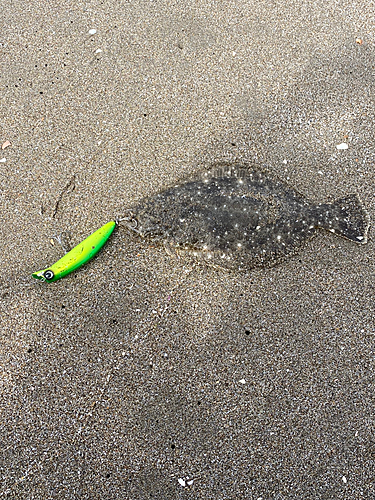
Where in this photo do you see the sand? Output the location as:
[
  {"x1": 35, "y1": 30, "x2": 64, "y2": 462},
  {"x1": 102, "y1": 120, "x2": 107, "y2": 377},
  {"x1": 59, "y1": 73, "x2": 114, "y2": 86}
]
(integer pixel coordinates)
[{"x1": 0, "y1": 0, "x2": 374, "y2": 498}]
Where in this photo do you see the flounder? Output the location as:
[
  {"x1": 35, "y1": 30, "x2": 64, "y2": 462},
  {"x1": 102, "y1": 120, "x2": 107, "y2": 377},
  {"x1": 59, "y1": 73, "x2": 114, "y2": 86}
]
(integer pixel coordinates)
[{"x1": 124, "y1": 164, "x2": 369, "y2": 270}]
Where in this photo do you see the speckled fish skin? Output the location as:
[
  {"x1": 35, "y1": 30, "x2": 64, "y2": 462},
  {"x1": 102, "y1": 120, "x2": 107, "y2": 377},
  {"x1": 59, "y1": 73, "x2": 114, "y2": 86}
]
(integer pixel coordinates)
[{"x1": 127, "y1": 164, "x2": 369, "y2": 270}]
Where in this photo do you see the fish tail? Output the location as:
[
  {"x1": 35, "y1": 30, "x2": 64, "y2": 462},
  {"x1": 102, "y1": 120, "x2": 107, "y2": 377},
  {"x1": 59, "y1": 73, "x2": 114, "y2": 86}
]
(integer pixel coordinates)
[{"x1": 314, "y1": 194, "x2": 370, "y2": 243}]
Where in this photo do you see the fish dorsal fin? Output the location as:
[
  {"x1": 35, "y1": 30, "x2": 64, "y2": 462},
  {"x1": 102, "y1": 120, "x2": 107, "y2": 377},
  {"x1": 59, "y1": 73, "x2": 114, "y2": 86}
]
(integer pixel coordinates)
[{"x1": 193, "y1": 162, "x2": 256, "y2": 182}]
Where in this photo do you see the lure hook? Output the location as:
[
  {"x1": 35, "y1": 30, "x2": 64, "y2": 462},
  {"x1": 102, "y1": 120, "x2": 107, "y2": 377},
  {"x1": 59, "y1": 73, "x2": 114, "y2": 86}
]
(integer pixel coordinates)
[
  {"x1": 115, "y1": 211, "x2": 138, "y2": 230},
  {"x1": 115, "y1": 209, "x2": 135, "y2": 225}
]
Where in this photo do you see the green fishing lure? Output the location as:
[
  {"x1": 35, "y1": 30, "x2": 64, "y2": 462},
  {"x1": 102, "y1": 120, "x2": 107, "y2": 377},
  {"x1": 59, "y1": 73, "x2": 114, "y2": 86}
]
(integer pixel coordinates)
[{"x1": 32, "y1": 221, "x2": 116, "y2": 282}]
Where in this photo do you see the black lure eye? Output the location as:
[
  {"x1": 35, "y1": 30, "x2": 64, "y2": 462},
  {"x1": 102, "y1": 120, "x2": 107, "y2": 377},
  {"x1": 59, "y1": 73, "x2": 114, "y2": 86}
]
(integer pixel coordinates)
[{"x1": 43, "y1": 270, "x2": 55, "y2": 280}]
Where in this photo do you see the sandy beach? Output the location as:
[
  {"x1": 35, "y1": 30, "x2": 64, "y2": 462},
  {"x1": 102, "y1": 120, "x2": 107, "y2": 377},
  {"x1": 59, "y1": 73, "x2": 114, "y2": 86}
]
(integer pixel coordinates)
[{"x1": 1, "y1": 1, "x2": 374, "y2": 498}]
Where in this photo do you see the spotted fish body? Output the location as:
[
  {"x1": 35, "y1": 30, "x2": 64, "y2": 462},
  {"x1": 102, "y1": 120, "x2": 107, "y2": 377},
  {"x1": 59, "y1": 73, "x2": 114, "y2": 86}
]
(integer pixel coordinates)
[{"x1": 127, "y1": 164, "x2": 369, "y2": 270}]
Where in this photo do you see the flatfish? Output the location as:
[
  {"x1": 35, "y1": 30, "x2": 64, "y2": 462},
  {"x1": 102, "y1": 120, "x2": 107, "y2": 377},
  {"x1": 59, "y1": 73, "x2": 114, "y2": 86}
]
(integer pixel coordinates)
[{"x1": 124, "y1": 164, "x2": 369, "y2": 270}]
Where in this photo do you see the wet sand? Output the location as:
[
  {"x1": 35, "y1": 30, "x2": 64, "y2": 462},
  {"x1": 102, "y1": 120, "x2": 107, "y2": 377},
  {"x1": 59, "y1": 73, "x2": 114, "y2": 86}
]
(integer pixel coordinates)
[{"x1": 0, "y1": 1, "x2": 374, "y2": 498}]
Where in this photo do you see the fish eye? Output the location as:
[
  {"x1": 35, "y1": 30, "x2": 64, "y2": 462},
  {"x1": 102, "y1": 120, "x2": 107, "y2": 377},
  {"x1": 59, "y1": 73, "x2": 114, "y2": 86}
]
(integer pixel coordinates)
[{"x1": 43, "y1": 270, "x2": 54, "y2": 280}]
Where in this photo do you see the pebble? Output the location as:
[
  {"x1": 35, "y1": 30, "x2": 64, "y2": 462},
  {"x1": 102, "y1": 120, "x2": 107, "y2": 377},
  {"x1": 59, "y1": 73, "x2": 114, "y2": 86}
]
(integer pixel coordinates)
[
  {"x1": 89, "y1": 29, "x2": 97, "y2": 35},
  {"x1": 178, "y1": 478, "x2": 186, "y2": 487},
  {"x1": 336, "y1": 143, "x2": 348, "y2": 150},
  {"x1": 0, "y1": 158, "x2": 6, "y2": 163}
]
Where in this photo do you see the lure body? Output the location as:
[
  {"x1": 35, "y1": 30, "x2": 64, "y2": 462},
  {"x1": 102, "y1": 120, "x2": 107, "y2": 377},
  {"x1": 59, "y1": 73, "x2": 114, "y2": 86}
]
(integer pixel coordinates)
[{"x1": 32, "y1": 221, "x2": 116, "y2": 282}]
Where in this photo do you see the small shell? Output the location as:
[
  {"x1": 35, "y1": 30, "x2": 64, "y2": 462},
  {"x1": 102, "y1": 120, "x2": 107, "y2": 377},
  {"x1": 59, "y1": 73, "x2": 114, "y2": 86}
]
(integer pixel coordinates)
[
  {"x1": 356, "y1": 38, "x2": 363, "y2": 45},
  {"x1": 1, "y1": 141, "x2": 11, "y2": 150}
]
